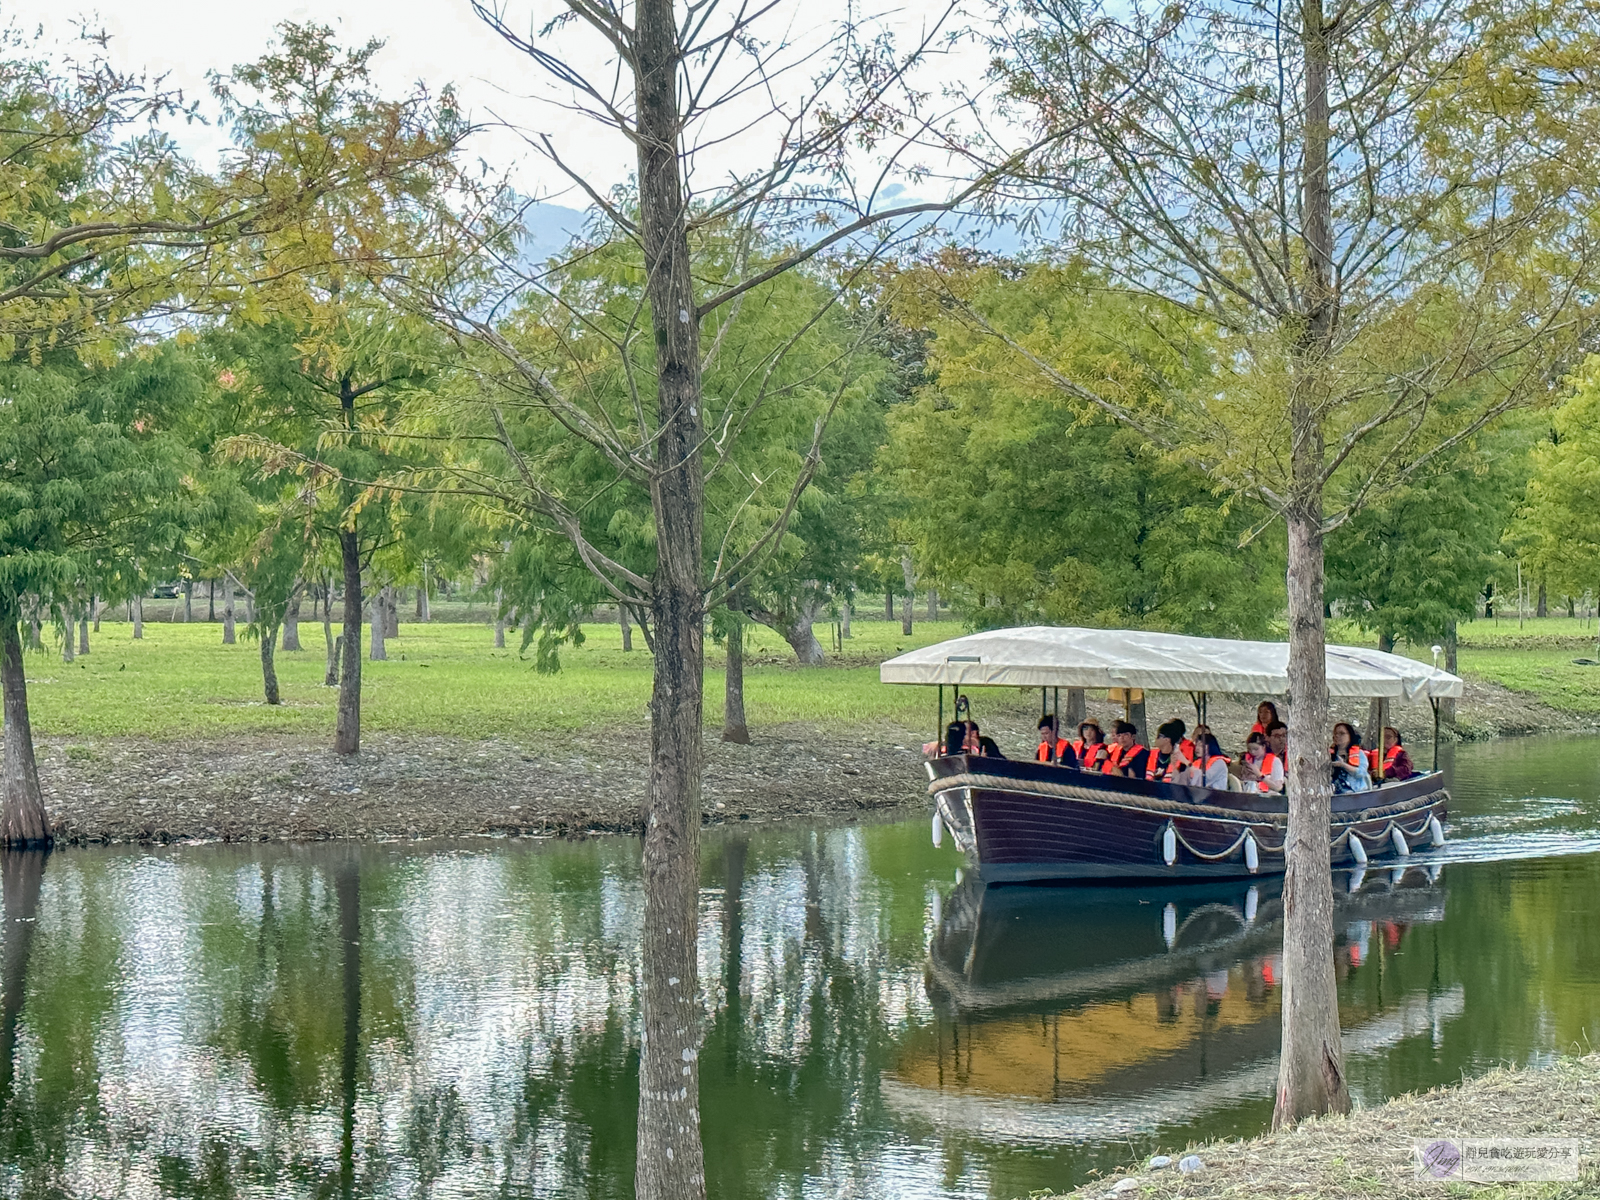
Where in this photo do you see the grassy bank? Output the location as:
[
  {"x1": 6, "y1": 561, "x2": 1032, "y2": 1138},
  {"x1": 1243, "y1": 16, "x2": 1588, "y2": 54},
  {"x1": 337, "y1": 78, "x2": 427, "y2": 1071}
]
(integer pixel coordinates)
[
  {"x1": 21, "y1": 609, "x2": 1600, "y2": 745},
  {"x1": 19, "y1": 614, "x2": 988, "y2": 741},
  {"x1": 1049, "y1": 1054, "x2": 1600, "y2": 1200},
  {"x1": 1331, "y1": 616, "x2": 1600, "y2": 721}
]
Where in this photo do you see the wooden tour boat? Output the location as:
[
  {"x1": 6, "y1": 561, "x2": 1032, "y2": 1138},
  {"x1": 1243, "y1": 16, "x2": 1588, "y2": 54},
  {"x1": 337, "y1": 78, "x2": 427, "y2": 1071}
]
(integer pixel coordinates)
[{"x1": 881, "y1": 626, "x2": 1461, "y2": 883}]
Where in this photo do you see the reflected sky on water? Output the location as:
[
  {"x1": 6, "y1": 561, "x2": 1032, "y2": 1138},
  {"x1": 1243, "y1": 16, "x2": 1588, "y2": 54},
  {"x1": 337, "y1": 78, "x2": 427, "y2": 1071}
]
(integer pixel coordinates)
[{"x1": 2, "y1": 735, "x2": 1599, "y2": 1199}]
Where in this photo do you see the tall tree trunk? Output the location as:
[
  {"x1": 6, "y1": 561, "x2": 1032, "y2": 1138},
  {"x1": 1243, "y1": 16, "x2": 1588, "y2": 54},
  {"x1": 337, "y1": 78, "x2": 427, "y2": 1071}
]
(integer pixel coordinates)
[
  {"x1": 494, "y1": 588, "x2": 506, "y2": 649},
  {"x1": 635, "y1": 0, "x2": 708, "y2": 1190},
  {"x1": 91, "y1": 596, "x2": 100, "y2": 633},
  {"x1": 0, "y1": 848, "x2": 45, "y2": 1104},
  {"x1": 385, "y1": 587, "x2": 399, "y2": 639},
  {"x1": 281, "y1": 584, "x2": 303, "y2": 652},
  {"x1": 416, "y1": 568, "x2": 431, "y2": 622},
  {"x1": 132, "y1": 596, "x2": 143, "y2": 640},
  {"x1": 369, "y1": 590, "x2": 387, "y2": 661},
  {"x1": 336, "y1": 531, "x2": 363, "y2": 755},
  {"x1": 840, "y1": 600, "x2": 851, "y2": 640},
  {"x1": 1440, "y1": 622, "x2": 1458, "y2": 725},
  {"x1": 59, "y1": 606, "x2": 73, "y2": 663},
  {"x1": 222, "y1": 577, "x2": 236, "y2": 644},
  {"x1": 181, "y1": 580, "x2": 192, "y2": 623},
  {"x1": 1273, "y1": 0, "x2": 1349, "y2": 1131},
  {"x1": 900, "y1": 553, "x2": 915, "y2": 636},
  {"x1": 323, "y1": 584, "x2": 338, "y2": 687},
  {"x1": 722, "y1": 612, "x2": 749, "y2": 744},
  {"x1": 1536, "y1": 580, "x2": 1548, "y2": 618},
  {"x1": 885, "y1": 590, "x2": 893, "y2": 620},
  {"x1": 621, "y1": 604, "x2": 633, "y2": 652},
  {"x1": 77, "y1": 613, "x2": 89, "y2": 656},
  {"x1": 927, "y1": 587, "x2": 938, "y2": 621},
  {"x1": 0, "y1": 605, "x2": 49, "y2": 846},
  {"x1": 25, "y1": 603, "x2": 39, "y2": 651},
  {"x1": 335, "y1": 374, "x2": 364, "y2": 757},
  {"x1": 261, "y1": 625, "x2": 281, "y2": 705}
]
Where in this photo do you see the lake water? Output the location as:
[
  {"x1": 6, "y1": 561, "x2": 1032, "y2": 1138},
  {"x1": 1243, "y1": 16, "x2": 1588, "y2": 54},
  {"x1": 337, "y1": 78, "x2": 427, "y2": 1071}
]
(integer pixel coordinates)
[{"x1": 3, "y1": 736, "x2": 1599, "y2": 1199}]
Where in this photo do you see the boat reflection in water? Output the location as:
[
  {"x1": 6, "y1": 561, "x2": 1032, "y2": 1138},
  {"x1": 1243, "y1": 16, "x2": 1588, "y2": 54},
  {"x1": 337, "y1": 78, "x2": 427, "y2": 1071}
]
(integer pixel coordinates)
[{"x1": 884, "y1": 867, "x2": 1461, "y2": 1143}]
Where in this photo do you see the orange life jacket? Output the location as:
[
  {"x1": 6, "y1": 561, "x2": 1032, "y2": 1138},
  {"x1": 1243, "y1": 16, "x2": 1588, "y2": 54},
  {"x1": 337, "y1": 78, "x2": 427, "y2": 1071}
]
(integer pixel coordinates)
[
  {"x1": 1147, "y1": 750, "x2": 1198, "y2": 782},
  {"x1": 1076, "y1": 739, "x2": 1107, "y2": 769},
  {"x1": 1380, "y1": 744, "x2": 1403, "y2": 775},
  {"x1": 1037, "y1": 737, "x2": 1071, "y2": 764},
  {"x1": 1103, "y1": 742, "x2": 1147, "y2": 774},
  {"x1": 1179, "y1": 738, "x2": 1196, "y2": 759},
  {"x1": 1251, "y1": 751, "x2": 1282, "y2": 793}
]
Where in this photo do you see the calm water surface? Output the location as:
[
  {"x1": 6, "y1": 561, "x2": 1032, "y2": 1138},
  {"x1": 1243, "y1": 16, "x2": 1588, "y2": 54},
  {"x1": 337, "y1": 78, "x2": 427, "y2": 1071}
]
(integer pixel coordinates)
[{"x1": 2, "y1": 736, "x2": 1599, "y2": 1199}]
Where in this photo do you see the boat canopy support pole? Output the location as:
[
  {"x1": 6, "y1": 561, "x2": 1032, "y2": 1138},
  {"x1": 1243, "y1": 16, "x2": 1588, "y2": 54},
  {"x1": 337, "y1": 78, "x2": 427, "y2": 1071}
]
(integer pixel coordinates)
[
  {"x1": 1431, "y1": 696, "x2": 1440, "y2": 771},
  {"x1": 1041, "y1": 687, "x2": 1048, "y2": 719},
  {"x1": 1189, "y1": 691, "x2": 1208, "y2": 727},
  {"x1": 938, "y1": 685, "x2": 944, "y2": 745}
]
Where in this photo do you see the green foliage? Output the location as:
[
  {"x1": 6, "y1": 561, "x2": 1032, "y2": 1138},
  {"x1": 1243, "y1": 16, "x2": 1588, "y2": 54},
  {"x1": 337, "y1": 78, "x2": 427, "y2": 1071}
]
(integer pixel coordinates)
[
  {"x1": 0, "y1": 351, "x2": 197, "y2": 626},
  {"x1": 881, "y1": 258, "x2": 1284, "y2": 635},
  {"x1": 1514, "y1": 359, "x2": 1600, "y2": 603},
  {"x1": 1327, "y1": 426, "x2": 1528, "y2": 647}
]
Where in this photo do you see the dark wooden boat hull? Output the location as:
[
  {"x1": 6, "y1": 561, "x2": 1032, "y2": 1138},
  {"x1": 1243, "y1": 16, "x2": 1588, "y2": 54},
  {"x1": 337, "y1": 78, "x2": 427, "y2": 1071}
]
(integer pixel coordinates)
[{"x1": 927, "y1": 755, "x2": 1448, "y2": 883}]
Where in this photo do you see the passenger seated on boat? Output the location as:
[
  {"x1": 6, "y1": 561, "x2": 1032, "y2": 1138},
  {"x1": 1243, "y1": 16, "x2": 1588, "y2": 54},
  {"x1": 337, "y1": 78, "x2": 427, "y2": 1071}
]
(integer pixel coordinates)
[
  {"x1": 1102, "y1": 720, "x2": 1150, "y2": 778},
  {"x1": 1074, "y1": 720, "x2": 1110, "y2": 771},
  {"x1": 1330, "y1": 722, "x2": 1371, "y2": 793},
  {"x1": 1251, "y1": 700, "x2": 1280, "y2": 737},
  {"x1": 1145, "y1": 719, "x2": 1189, "y2": 781},
  {"x1": 944, "y1": 722, "x2": 967, "y2": 756},
  {"x1": 1265, "y1": 720, "x2": 1287, "y2": 765},
  {"x1": 1379, "y1": 727, "x2": 1415, "y2": 781},
  {"x1": 1174, "y1": 731, "x2": 1232, "y2": 789},
  {"x1": 965, "y1": 720, "x2": 1005, "y2": 758},
  {"x1": 1238, "y1": 732, "x2": 1284, "y2": 794},
  {"x1": 1036, "y1": 716, "x2": 1078, "y2": 767}
]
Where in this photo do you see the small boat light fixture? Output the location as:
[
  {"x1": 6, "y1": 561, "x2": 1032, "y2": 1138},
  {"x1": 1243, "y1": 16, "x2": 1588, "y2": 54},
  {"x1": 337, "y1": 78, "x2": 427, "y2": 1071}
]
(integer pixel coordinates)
[
  {"x1": 1161, "y1": 822, "x2": 1177, "y2": 867},
  {"x1": 1243, "y1": 831, "x2": 1260, "y2": 873}
]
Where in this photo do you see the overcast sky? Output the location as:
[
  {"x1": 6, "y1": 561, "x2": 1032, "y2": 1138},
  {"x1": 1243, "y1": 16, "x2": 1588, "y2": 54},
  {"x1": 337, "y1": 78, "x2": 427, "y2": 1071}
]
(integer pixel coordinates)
[{"x1": 7, "y1": 0, "x2": 1018, "y2": 254}]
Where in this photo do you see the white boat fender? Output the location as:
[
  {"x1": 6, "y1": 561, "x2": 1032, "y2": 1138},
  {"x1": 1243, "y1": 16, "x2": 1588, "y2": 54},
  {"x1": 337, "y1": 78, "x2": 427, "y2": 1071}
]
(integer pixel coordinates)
[
  {"x1": 1392, "y1": 826, "x2": 1411, "y2": 857},
  {"x1": 1429, "y1": 815, "x2": 1446, "y2": 847},
  {"x1": 1161, "y1": 822, "x2": 1177, "y2": 867},
  {"x1": 1243, "y1": 832, "x2": 1259, "y2": 873},
  {"x1": 1162, "y1": 902, "x2": 1177, "y2": 949},
  {"x1": 1349, "y1": 834, "x2": 1368, "y2": 865},
  {"x1": 1244, "y1": 885, "x2": 1259, "y2": 923},
  {"x1": 932, "y1": 810, "x2": 944, "y2": 849}
]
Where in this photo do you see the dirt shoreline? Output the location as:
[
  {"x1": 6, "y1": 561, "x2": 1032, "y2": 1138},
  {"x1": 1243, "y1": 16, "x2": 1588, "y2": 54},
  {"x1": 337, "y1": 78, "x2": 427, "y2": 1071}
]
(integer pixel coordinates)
[{"x1": 21, "y1": 673, "x2": 1597, "y2": 847}]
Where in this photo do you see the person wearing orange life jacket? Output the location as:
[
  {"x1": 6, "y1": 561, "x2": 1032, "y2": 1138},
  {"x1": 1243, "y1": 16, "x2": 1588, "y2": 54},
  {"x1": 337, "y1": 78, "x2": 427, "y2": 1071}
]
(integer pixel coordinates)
[
  {"x1": 1173, "y1": 730, "x2": 1231, "y2": 789},
  {"x1": 1379, "y1": 726, "x2": 1415, "y2": 780},
  {"x1": 1074, "y1": 720, "x2": 1109, "y2": 772},
  {"x1": 1102, "y1": 720, "x2": 1150, "y2": 778},
  {"x1": 1036, "y1": 715, "x2": 1079, "y2": 768},
  {"x1": 1330, "y1": 722, "x2": 1371, "y2": 793},
  {"x1": 1146, "y1": 719, "x2": 1191, "y2": 782},
  {"x1": 1238, "y1": 731, "x2": 1284, "y2": 793},
  {"x1": 1250, "y1": 700, "x2": 1281, "y2": 739}
]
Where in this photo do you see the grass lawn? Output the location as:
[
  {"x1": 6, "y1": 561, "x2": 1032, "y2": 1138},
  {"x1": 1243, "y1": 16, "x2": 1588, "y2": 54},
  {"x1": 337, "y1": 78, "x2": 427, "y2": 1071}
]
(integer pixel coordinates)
[
  {"x1": 1329, "y1": 615, "x2": 1600, "y2": 715},
  {"x1": 21, "y1": 612, "x2": 976, "y2": 741}
]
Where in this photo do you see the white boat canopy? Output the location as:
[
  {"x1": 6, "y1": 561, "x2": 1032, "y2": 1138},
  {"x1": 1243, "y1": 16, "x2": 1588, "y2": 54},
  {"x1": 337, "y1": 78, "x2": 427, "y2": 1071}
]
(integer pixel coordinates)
[{"x1": 880, "y1": 626, "x2": 1463, "y2": 701}]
